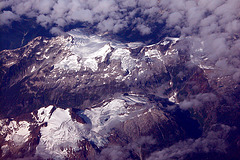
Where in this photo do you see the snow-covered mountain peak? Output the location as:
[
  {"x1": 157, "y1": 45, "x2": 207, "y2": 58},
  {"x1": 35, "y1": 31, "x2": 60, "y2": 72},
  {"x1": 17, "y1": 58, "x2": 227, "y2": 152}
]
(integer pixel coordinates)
[
  {"x1": 1, "y1": 28, "x2": 238, "y2": 160},
  {"x1": 0, "y1": 93, "x2": 168, "y2": 159},
  {"x1": 53, "y1": 29, "x2": 180, "y2": 73}
]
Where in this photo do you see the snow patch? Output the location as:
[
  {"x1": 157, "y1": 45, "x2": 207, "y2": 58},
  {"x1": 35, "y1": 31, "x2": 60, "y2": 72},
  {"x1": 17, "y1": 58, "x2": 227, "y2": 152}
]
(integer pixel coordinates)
[
  {"x1": 167, "y1": 37, "x2": 179, "y2": 44},
  {"x1": 35, "y1": 94, "x2": 150, "y2": 158},
  {"x1": 43, "y1": 54, "x2": 50, "y2": 59},
  {"x1": 55, "y1": 29, "x2": 114, "y2": 72},
  {"x1": 36, "y1": 105, "x2": 54, "y2": 123},
  {"x1": 127, "y1": 42, "x2": 144, "y2": 48},
  {"x1": 83, "y1": 99, "x2": 128, "y2": 146},
  {"x1": 81, "y1": 95, "x2": 148, "y2": 146},
  {"x1": 54, "y1": 54, "x2": 81, "y2": 71},
  {"x1": 83, "y1": 58, "x2": 98, "y2": 72},
  {"x1": 169, "y1": 92, "x2": 178, "y2": 104},
  {"x1": 165, "y1": 49, "x2": 178, "y2": 56},
  {"x1": 111, "y1": 48, "x2": 136, "y2": 71},
  {"x1": 1, "y1": 120, "x2": 30, "y2": 146},
  {"x1": 1, "y1": 144, "x2": 9, "y2": 157},
  {"x1": 145, "y1": 49, "x2": 162, "y2": 60},
  {"x1": 31, "y1": 66, "x2": 36, "y2": 73},
  {"x1": 36, "y1": 107, "x2": 86, "y2": 159},
  {"x1": 4, "y1": 61, "x2": 16, "y2": 67},
  {"x1": 198, "y1": 64, "x2": 214, "y2": 70},
  {"x1": 161, "y1": 40, "x2": 170, "y2": 46}
]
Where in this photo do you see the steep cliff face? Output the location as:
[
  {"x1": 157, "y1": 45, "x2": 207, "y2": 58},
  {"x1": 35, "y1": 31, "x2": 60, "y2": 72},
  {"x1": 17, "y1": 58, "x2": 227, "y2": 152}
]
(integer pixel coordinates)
[{"x1": 0, "y1": 29, "x2": 239, "y2": 159}]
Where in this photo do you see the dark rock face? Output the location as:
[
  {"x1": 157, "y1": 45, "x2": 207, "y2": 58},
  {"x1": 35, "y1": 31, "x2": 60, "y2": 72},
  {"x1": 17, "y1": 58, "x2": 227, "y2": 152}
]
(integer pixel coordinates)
[{"x1": 0, "y1": 31, "x2": 239, "y2": 159}]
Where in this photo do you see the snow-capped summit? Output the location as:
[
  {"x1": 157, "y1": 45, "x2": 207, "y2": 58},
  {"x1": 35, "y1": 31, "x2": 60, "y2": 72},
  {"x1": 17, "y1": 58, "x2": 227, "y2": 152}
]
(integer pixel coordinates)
[{"x1": 0, "y1": 29, "x2": 239, "y2": 160}]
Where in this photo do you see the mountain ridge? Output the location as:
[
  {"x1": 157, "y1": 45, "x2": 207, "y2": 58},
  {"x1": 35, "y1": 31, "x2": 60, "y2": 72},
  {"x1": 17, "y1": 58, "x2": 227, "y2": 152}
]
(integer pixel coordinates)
[{"x1": 0, "y1": 29, "x2": 239, "y2": 159}]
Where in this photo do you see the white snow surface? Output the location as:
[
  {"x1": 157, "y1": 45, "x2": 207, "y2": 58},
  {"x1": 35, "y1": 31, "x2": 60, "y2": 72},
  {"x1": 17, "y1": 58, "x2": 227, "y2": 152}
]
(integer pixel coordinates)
[
  {"x1": 83, "y1": 99, "x2": 128, "y2": 145},
  {"x1": 53, "y1": 29, "x2": 180, "y2": 77},
  {"x1": 35, "y1": 94, "x2": 149, "y2": 159},
  {"x1": 169, "y1": 92, "x2": 178, "y2": 104},
  {"x1": 36, "y1": 105, "x2": 54, "y2": 123},
  {"x1": 81, "y1": 95, "x2": 148, "y2": 146},
  {"x1": 35, "y1": 107, "x2": 87, "y2": 159},
  {"x1": 0, "y1": 120, "x2": 30, "y2": 146},
  {"x1": 31, "y1": 66, "x2": 36, "y2": 73},
  {"x1": 111, "y1": 48, "x2": 136, "y2": 71},
  {"x1": 145, "y1": 49, "x2": 162, "y2": 60},
  {"x1": 55, "y1": 29, "x2": 113, "y2": 72},
  {"x1": 54, "y1": 29, "x2": 139, "y2": 72}
]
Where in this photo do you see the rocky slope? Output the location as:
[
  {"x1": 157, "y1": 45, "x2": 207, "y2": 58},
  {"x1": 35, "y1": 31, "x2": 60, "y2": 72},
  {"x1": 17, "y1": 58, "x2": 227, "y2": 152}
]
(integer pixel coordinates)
[{"x1": 0, "y1": 29, "x2": 239, "y2": 159}]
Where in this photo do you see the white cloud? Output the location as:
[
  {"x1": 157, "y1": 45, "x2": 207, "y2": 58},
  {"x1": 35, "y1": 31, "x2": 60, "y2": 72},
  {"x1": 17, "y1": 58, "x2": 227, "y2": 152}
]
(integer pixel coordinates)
[
  {"x1": 0, "y1": 10, "x2": 20, "y2": 25},
  {"x1": 179, "y1": 93, "x2": 217, "y2": 110},
  {"x1": 167, "y1": 12, "x2": 182, "y2": 26},
  {"x1": 137, "y1": 24, "x2": 151, "y2": 35},
  {"x1": 0, "y1": 0, "x2": 162, "y2": 35}
]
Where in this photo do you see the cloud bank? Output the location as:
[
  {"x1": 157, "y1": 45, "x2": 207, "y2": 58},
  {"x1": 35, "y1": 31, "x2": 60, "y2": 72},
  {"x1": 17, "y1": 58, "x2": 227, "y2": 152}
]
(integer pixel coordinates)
[
  {"x1": 1, "y1": 0, "x2": 239, "y2": 37},
  {"x1": 0, "y1": 0, "x2": 161, "y2": 35}
]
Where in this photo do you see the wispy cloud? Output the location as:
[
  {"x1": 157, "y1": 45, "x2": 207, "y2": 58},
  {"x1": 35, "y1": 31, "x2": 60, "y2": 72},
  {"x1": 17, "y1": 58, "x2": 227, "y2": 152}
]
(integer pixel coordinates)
[{"x1": 148, "y1": 124, "x2": 233, "y2": 160}]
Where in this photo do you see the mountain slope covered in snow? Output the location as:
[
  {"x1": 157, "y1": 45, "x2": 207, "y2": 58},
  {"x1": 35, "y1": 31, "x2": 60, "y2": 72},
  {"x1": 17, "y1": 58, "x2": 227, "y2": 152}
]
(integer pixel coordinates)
[{"x1": 0, "y1": 29, "x2": 239, "y2": 160}]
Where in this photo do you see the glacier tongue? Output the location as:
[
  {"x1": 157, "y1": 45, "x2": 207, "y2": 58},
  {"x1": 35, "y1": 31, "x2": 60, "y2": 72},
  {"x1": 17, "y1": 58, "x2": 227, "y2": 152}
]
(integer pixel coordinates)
[{"x1": 1, "y1": 120, "x2": 30, "y2": 145}]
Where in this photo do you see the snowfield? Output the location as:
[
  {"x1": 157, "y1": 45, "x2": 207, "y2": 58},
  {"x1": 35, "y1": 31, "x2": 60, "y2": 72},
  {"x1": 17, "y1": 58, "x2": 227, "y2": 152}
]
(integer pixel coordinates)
[{"x1": 34, "y1": 94, "x2": 150, "y2": 159}]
